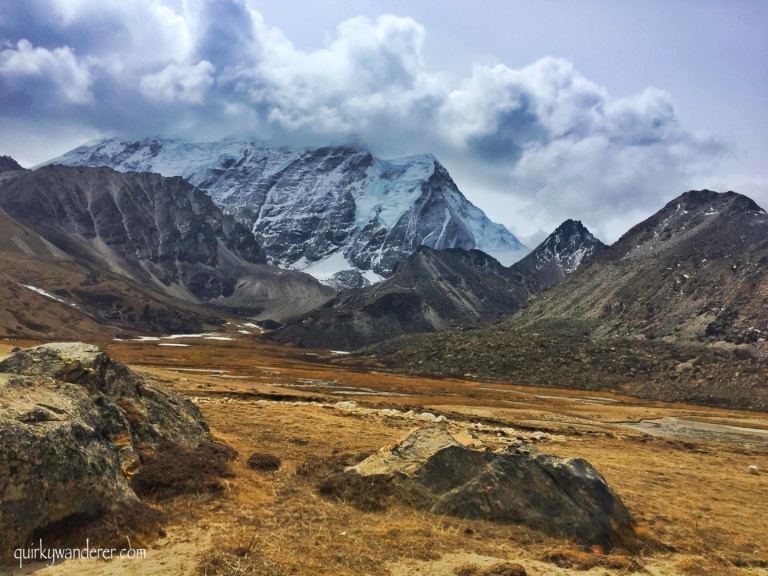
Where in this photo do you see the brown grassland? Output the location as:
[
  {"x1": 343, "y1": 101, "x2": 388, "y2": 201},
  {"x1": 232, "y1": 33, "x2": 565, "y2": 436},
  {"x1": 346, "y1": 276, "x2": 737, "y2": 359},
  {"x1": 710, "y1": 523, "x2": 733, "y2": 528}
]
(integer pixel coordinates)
[{"x1": 2, "y1": 330, "x2": 767, "y2": 576}]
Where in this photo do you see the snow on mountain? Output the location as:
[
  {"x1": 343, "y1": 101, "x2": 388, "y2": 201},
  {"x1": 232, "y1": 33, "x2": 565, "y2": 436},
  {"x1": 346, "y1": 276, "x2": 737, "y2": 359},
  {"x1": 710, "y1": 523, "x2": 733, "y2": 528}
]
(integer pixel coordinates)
[
  {"x1": 510, "y1": 219, "x2": 606, "y2": 295},
  {"x1": 47, "y1": 137, "x2": 529, "y2": 284}
]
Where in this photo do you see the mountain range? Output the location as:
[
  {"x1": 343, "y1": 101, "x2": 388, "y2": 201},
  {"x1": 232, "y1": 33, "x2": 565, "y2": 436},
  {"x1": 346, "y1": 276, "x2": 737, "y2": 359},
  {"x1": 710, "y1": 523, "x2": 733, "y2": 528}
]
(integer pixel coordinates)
[
  {"x1": 359, "y1": 189, "x2": 768, "y2": 410},
  {"x1": 3, "y1": 142, "x2": 768, "y2": 410},
  {"x1": 47, "y1": 138, "x2": 529, "y2": 286},
  {"x1": 269, "y1": 220, "x2": 604, "y2": 350},
  {"x1": 509, "y1": 189, "x2": 768, "y2": 343}
]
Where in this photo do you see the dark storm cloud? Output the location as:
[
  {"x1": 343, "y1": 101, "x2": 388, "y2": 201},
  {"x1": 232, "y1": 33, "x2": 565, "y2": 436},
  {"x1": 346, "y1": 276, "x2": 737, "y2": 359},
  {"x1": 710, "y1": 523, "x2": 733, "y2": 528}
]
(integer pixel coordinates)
[{"x1": 0, "y1": 0, "x2": 731, "y2": 240}]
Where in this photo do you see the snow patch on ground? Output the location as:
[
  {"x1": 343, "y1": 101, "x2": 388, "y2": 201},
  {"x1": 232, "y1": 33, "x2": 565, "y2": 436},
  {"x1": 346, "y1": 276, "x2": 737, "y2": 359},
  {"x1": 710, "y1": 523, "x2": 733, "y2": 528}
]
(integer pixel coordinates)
[{"x1": 21, "y1": 284, "x2": 80, "y2": 308}]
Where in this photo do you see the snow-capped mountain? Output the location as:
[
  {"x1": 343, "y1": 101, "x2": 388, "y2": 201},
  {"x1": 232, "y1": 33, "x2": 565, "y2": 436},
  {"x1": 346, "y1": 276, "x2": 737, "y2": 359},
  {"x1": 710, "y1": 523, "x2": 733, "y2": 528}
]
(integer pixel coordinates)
[{"x1": 46, "y1": 138, "x2": 528, "y2": 283}]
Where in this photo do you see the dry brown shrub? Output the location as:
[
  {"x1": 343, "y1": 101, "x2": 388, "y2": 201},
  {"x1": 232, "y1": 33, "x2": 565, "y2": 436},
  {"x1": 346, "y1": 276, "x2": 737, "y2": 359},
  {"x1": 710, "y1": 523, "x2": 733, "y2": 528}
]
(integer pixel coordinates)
[
  {"x1": 316, "y1": 471, "x2": 398, "y2": 512},
  {"x1": 130, "y1": 441, "x2": 237, "y2": 499},
  {"x1": 246, "y1": 453, "x2": 281, "y2": 472},
  {"x1": 482, "y1": 563, "x2": 527, "y2": 576},
  {"x1": 454, "y1": 563, "x2": 527, "y2": 576}
]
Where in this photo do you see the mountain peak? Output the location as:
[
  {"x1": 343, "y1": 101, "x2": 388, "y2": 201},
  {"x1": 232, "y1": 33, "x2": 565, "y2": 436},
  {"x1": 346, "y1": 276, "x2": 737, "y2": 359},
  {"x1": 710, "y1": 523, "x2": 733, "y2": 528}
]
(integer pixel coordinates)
[
  {"x1": 663, "y1": 189, "x2": 765, "y2": 216},
  {"x1": 510, "y1": 220, "x2": 606, "y2": 292},
  {"x1": 45, "y1": 137, "x2": 529, "y2": 280}
]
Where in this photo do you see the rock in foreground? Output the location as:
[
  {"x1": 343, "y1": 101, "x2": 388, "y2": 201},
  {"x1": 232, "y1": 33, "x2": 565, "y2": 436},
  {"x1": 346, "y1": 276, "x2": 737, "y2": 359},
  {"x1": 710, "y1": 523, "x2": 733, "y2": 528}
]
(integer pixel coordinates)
[
  {"x1": 0, "y1": 343, "x2": 211, "y2": 556},
  {"x1": 350, "y1": 428, "x2": 634, "y2": 549}
]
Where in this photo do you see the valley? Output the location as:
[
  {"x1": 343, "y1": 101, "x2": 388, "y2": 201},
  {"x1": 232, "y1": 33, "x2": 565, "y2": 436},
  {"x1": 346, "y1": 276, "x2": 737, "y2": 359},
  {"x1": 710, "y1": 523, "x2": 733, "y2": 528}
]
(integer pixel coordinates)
[{"x1": 2, "y1": 333, "x2": 766, "y2": 576}]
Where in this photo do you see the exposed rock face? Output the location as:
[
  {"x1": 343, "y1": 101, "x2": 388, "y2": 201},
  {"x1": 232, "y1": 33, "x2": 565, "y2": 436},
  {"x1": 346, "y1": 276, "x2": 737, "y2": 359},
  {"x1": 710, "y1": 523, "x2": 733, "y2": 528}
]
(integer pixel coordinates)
[
  {"x1": 47, "y1": 138, "x2": 528, "y2": 278},
  {"x1": 510, "y1": 190, "x2": 768, "y2": 343},
  {"x1": 269, "y1": 221, "x2": 603, "y2": 350},
  {"x1": 324, "y1": 269, "x2": 372, "y2": 291},
  {"x1": 0, "y1": 343, "x2": 210, "y2": 555},
  {"x1": 350, "y1": 428, "x2": 634, "y2": 549}
]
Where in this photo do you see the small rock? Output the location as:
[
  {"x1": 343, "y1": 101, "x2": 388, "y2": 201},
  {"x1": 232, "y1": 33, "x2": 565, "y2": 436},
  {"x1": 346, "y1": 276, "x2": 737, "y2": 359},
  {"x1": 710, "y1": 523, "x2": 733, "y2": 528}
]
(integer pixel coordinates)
[
  {"x1": 748, "y1": 465, "x2": 759, "y2": 475},
  {"x1": 336, "y1": 401, "x2": 357, "y2": 409}
]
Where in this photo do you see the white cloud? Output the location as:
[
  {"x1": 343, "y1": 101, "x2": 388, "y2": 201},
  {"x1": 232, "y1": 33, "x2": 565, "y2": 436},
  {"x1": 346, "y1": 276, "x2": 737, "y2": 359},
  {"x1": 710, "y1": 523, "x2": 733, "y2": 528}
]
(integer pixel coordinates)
[
  {"x1": 140, "y1": 60, "x2": 215, "y2": 104},
  {"x1": 230, "y1": 14, "x2": 442, "y2": 135},
  {"x1": 0, "y1": 39, "x2": 92, "y2": 103},
  {"x1": 0, "y1": 1, "x2": 737, "y2": 242},
  {"x1": 45, "y1": 0, "x2": 194, "y2": 75}
]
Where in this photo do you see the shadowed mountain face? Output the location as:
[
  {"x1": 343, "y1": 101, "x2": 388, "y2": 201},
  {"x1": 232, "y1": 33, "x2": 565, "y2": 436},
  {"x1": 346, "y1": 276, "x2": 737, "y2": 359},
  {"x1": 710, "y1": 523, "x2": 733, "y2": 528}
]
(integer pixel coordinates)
[
  {"x1": 0, "y1": 165, "x2": 265, "y2": 301},
  {"x1": 268, "y1": 247, "x2": 530, "y2": 351},
  {"x1": 268, "y1": 221, "x2": 604, "y2": 350},
  {"x1": 0, "y1": 166, "x2": 334, "y2": 337},
  {"x1": 508, "y1": 190, "x2": 768, "y2": 343}
]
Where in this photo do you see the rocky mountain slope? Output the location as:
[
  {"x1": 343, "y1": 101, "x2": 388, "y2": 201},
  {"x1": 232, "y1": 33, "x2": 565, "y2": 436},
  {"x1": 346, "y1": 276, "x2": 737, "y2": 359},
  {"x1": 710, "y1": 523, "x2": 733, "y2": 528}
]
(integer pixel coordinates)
[
  {"x1": 268, "y1": 247, "x2": 530, "y2": 350},
  {"x1": 46, "y1": 138, "x2": 528, "y2": 283},
  {"x1": 268, "y1": 221, "x2": 603, "y2": 350},
  {"x1": 0, "y1": 166, "x2": 333, "y2": 336},
  {"x1": 508, "y1": 190, "x2": 768, "y2": 343}
]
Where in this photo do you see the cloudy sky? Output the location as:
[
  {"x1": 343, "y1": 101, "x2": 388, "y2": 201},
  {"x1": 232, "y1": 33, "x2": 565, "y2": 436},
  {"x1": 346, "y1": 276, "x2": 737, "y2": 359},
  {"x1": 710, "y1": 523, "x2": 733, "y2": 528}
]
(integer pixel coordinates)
[{"x1": 1, "y1": 0, "x2": 766, "y2": 245}]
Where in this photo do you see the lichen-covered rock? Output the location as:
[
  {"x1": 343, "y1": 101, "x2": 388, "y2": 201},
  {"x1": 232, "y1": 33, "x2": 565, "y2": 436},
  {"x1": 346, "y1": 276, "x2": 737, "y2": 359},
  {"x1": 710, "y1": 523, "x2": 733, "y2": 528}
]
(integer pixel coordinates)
[
  {"x1": 351, "y1": 428, "x2": 635, "y2": 549},
  {"x1": 0, "y1": 342, "x2": 208, "y2": 448},
  {"x1": 0, "y1": 343, "x2": 211, "y2": 556}
]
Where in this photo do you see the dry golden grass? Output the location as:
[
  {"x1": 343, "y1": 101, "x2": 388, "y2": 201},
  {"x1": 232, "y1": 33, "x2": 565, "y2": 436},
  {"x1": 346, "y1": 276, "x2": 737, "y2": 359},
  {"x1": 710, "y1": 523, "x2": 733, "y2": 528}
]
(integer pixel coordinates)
[{"x1": 2, "y1": 335, "x2": 767, "y2": 575}]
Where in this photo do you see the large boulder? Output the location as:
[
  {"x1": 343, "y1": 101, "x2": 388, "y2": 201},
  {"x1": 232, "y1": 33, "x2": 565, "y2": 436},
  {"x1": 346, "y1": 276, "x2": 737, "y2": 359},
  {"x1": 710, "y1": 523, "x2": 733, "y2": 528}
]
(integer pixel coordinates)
[
  {"x1": 350, "y1": 428, "x2": 635, "y2": 550},
  {"x1": 0, "y1": 343, "x2": 210, "y2": 556}
]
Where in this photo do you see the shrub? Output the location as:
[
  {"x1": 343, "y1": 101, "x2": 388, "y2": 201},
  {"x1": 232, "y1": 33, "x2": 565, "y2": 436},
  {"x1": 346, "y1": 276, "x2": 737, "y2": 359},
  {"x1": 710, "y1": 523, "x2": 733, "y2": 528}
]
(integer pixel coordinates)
[
  {"x1": 246, "y1": 453, "x2": 281, "y2": 472},
  {"x1": 130, "y1": 441, "x2": 237, "y2": 499}
]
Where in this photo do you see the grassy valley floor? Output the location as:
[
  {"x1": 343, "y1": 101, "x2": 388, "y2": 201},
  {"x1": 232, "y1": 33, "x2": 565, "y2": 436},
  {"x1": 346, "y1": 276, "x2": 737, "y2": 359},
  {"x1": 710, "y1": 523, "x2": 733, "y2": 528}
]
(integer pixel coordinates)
[{"x1": 2, "y1": 331, "x2": 767, "y2": 576}]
